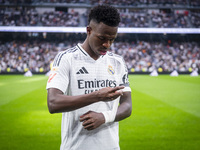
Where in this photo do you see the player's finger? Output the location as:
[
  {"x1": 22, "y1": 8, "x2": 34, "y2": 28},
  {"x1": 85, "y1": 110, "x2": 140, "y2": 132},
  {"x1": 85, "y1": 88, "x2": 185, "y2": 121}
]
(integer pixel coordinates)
[
  {"x1": 110, "y1": 86, "x2": 124, "y2": 92},
  {"x1": 86, "y1": 126, "x2": 94, "y2": 130},
  {"x1": 82, "y1": 119, "x2": 93, "y2": 126},
  {"x1": 83, "y1": 123, "x2": 94, "y2": 130},
  {"x1": 79, "y1": 114, "x2": 90, "y2": 122},
  {"x1": 110, "y1": 88, "x2": 124, "y2": 98},
  {"x1": 79, "y1": 111, "x2": 92, "y2": 121},
  {"x1": 115, "y1": 89, "x2": 123, "y2": 95}
]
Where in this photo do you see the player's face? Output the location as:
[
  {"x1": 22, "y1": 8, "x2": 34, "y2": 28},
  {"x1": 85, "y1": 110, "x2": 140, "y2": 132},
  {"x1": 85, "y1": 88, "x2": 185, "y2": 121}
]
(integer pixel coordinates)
[{"x1": 87, "y1": 21, "x2": 118, "y2": 59}]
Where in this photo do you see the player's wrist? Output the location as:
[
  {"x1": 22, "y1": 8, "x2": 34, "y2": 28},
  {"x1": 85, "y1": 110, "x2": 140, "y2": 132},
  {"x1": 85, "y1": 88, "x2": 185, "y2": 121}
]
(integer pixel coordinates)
[
  {"x1": 93, "y1": 90, "x2": 103, "y2": 102},
  {"x1": 102, "y1": 111, "x2": 115, "y2": 123},
  {"x1": 91, "y1": 90, "x2": 102, "y2": 102},
  {"x1": 100, "y1": 113, "x2": 106, "y2": 124}
]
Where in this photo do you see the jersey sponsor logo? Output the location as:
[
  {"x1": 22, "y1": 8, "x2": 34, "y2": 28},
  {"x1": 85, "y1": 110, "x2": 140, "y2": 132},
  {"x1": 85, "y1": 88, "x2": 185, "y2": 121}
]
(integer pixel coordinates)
[
  {"x1": 108, "y1": 65, "x2": 115, "y2": 75},
  {"x1": 77, "y1": 79, "x2": 117, "y2": 94},
  {"x1": 76, "y1": 67, "x2": 89, "y2": 74}
]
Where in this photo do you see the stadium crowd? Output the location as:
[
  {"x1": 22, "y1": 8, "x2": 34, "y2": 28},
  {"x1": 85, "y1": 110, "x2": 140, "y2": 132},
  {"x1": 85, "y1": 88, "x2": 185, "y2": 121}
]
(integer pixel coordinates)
[
  {"x1": 0, "y1": 7, "x2": 80, "y2": 26},
  {"x1": 0, "y1": 0, "x2": 199, "y2": 74},
  {"x1": 0, "y1": 6, "x2": 199, "y2": 28},
  {"x1": 0, "y1": 0, "x2": 194, "y2": 6},
  {"x1": 0, "y1": 40, "x2": 199, "y2": 73}
]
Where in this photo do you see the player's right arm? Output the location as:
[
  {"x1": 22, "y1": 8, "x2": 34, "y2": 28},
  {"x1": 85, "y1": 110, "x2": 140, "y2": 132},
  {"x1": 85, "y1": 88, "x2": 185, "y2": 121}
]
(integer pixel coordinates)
[
  {"x1": 47, "y1": 86, "x2": 124, "y2": 113},
  {"x1": 47, "y1": 51, "x2": 124, "y2": 113}
]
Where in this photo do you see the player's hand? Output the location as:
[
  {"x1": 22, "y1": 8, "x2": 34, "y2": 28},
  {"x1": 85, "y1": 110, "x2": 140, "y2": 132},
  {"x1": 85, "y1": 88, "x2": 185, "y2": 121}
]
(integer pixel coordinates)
[
  {"x1": 80, "y1": 111, "x2": 105, "y2": 130},
  {"x1": 96, "y1": 86, "x2": 124, "y2": 101}
]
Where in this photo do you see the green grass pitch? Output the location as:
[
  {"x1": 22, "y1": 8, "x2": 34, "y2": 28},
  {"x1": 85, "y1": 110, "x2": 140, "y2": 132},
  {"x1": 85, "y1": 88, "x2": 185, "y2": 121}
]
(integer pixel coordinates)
[{"x1": 0, "y1": 75, "x2": 200, "y2": 150}]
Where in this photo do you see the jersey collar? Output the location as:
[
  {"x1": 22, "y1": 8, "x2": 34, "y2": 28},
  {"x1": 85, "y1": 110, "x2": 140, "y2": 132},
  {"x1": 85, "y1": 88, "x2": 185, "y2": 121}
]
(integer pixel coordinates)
[
  {"x1": 77, "y1": 43, "x2": 105, "y2": 62},
  {"x1": 77, "y1": 43, "x2": 88, "y2": 56}
]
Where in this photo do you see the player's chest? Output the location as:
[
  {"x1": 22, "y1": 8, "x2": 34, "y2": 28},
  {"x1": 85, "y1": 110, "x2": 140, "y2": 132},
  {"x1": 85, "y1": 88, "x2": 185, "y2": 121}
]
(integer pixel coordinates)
[{"x1": 70, "y1": 59, "x2": 120, "y2": 83}]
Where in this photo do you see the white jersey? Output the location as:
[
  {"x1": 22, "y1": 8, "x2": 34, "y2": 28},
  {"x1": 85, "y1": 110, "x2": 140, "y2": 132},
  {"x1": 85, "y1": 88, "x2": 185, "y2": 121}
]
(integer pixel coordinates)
[{"x1": 46, "y1": 43, "x2": 130, "y2": 150}]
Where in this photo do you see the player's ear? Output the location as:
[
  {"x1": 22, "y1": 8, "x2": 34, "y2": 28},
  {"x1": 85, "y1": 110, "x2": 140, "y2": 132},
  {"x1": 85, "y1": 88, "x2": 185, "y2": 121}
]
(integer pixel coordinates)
[{"x1": 86, "y1": 26, "x2": 92, "y2": 35}]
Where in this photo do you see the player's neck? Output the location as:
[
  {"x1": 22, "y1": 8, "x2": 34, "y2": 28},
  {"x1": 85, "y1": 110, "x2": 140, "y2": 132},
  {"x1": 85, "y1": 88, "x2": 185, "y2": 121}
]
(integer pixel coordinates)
[{"x1": 81, "y1": 42, "x2": 100, "y2": 60}]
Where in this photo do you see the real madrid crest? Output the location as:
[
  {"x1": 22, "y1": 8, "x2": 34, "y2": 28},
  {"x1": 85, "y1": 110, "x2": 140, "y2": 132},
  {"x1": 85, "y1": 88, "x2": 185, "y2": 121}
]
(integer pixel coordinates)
[{"x1": 108, "y1": 65, "x2": 115, "y2": 75}]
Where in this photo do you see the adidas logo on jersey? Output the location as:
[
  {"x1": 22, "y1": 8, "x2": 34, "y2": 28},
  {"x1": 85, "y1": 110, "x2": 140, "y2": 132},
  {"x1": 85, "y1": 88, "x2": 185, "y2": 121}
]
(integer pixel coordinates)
[{"x1": 76, "y1": 67, "x2": 89, "y2": 74}]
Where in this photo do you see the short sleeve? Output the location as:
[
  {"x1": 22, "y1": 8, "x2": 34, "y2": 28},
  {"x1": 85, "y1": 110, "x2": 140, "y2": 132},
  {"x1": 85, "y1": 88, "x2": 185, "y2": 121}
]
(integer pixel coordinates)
[
  {"x1": 120, "y1": 57, "x2": 130, "y2": 86},
  {"x1": 46, "y1": 52, "x2": 70, "y2": 94}
]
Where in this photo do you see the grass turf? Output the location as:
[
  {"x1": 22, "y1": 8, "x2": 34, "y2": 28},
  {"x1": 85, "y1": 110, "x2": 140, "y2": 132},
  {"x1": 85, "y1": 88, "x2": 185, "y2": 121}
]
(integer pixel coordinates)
[{"x1": 0, "y1": 75, "x2": 200, "y2": 150}]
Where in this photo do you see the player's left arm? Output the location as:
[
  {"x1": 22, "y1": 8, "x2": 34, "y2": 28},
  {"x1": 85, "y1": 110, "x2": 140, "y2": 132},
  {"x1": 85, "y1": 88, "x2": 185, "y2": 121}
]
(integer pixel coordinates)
[
  {"x1": 114, "y1": 57, "x2": 132, "y2": 121},
  {"x1": 80, "y1": 91, "x2": 132, "y2": 130},
  {"x1": 115, "y1": 91, "x2": 132, "y2": 122}
]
